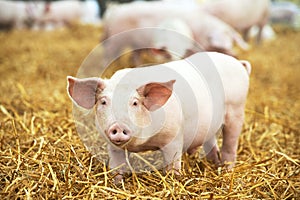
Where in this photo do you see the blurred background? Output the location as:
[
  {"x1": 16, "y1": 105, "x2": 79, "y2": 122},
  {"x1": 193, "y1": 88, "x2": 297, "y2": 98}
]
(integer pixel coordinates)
[
  {"x1": 1, "y1": 0, "x2": 300, "y2": 32},
  {"x1": 1, "y1": 0, "x2": 300, "y2": 69}
]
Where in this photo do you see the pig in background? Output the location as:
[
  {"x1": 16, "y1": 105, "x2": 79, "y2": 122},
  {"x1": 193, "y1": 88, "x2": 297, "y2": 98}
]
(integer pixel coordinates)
[
  {"x1": 0, "y1": 0, "x2": 44, "y2": 30},
  {"x1": 33, "y1": 0, "x2": 83, "y2": 30},
  {"x1": 101, "y1": 20, "x2": 201, "y2": 69},
  {"x1": 67, "y1": 52, "x2": 251, "y2": 183},
  {"x1": 0, "y1": 0, "x2": 102, "y2": 31},
  {"x1": 202, "y1": 0, "x2": 270, "y2": 44},
  {"x1": 100, "y1": 0, "x2": 249, "y2": 66},
  {"x1": 153, "y1": 18, "x2": 196, "y2": 59},
  {"x1": 33, "y1": 0, "x2": 102, "y2": 31},
  {"x1": 269, "y1": 1, "x2": 300, "y2": 29}
]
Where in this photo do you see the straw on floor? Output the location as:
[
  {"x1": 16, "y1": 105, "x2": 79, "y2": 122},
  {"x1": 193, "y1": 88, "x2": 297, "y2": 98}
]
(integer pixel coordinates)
[{"x1": 0, "y1": 25, "x2": 299, "y2": 199}]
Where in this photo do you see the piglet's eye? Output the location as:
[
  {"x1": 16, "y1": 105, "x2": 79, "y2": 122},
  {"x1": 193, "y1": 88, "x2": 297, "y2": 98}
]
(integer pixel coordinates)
[
  {"x1": 100, "y1": 99, "x2": 106, "y2": 105},
  {"x1": 132, "y1": 100, "x2": 138, "y2": 106}
]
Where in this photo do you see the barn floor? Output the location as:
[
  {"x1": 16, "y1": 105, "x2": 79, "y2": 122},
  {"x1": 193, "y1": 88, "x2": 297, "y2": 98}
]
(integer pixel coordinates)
[{"x1": 0, "y1": 24, "x2": 299, "y2": 199}]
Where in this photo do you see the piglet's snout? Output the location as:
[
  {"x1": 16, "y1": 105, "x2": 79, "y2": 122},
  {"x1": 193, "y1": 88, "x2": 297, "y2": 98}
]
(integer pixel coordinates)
[{"x1": 107, "y1": 123, "x2": 131, "y2": 145}]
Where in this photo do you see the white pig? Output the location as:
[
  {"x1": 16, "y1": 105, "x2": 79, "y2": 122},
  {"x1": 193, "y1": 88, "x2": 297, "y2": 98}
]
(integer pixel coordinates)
[
  {"x1": 202, "y1": 0, "x2": 270, "y2": 44},
  {"x1": 0, "y1": 1, "x2": 38, "y2": 29},
  {"x1": 153, "y1": 18, "x2": 195, "y2": 60},
  {"x1": 67, "y1": 52, "x2": 251, "y2": 182},
  {"x1": 36, "y1": 0, "x2": 82, "y2": 30},
  {"x1": 270, "y1": 1, "x2": 300, "y2": 29},
  {"x1": 101, "y1": 1, "x2": 248, "y2": 63}
]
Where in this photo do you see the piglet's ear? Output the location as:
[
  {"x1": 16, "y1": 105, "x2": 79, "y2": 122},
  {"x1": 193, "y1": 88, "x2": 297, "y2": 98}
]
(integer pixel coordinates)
[
  {"x1": 137, "y1": 80, "x2": 175, "y2": 111},
  {"x1": 67, "y1": 76, "x2": 105, "y2": 109}
]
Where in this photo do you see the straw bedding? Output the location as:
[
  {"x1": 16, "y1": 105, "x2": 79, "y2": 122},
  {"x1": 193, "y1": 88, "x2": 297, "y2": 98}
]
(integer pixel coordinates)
[{"x1": 0, "y1": 24, "x2": 299, "y2": 199}]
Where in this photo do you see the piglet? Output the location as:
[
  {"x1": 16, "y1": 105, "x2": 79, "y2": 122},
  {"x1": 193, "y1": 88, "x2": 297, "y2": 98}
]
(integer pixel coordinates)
[
  {"x1": 0, "y1": 1, "x2": 40, "y2": 29},
  {"x1": 269, "y1": 1, "x2": 300, "y2": 29},
  {"x1": 101, "y1": 1, "x2": 248, "y2": 65},
  {"x1": 36, "y1": 0, "x2": 82, "y2": 30},
  {"x1": 67, "y1": 52, "x2": 251, "y2": 183},
  {"x1": 202, "y1": 0, "x2": 270, "y2": 44}
]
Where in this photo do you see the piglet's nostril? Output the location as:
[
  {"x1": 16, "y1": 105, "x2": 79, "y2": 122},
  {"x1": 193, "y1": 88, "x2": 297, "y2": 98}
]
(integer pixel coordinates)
[
  {"x1": 112, "y1": 129, "x2": 117, "y2": 135},
  {"x1": 123, "y1": 130, "x2": 127, "y2": 135}
]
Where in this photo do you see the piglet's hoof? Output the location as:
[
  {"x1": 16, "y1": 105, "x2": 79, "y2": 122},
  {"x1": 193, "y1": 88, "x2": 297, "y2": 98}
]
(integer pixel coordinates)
[{"x1": 113, "y1": 174, "x2": 123, "y2": 185}]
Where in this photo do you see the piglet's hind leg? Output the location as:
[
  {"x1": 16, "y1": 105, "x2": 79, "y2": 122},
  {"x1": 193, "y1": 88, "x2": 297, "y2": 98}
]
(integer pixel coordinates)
[{"x1": 221, "y1": 106, "x2": 245, "y2": 169}]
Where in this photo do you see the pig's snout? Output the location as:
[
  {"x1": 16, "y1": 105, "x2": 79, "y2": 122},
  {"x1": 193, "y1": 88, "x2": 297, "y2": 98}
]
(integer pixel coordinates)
[{"x1": 107, "y1": 123, "x2": 131, "y2": 146}]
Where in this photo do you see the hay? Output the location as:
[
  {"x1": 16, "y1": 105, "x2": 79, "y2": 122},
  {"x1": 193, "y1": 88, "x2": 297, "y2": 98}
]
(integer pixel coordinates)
[{"x1": 0, "y1": 24, "x2": 299, "y2": 199}]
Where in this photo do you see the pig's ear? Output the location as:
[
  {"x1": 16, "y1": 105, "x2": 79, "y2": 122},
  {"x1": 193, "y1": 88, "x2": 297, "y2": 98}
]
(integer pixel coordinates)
[
  {"x1": 137, "y1": 80, "x2": 175, "y2": 111},
  {"x1": 67, "y1": 76, "x2": 105, "y2": 109}
]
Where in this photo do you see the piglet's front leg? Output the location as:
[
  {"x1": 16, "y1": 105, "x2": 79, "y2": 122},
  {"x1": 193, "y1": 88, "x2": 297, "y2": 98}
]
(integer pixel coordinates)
[
  {"x1": 107, "y1": 145, "x2": 128, "y2": 184},
  {"x1": 161, "y1": 140, "x2": 183, "y2": 176}
]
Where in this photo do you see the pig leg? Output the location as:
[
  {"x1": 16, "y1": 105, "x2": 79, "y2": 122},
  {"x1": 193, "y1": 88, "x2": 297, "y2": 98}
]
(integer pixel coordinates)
[
  {"x1": 203, "y1": 136, "x2": 221, "y2": 166},
  {"x1": 256, "y1": 22, "x2": 267, "y2": 45},
  {"x1": 256, "y1": 25, "x2": 263, "y2": 45},
  {"x1": 14, "y1": 20, "x2": 26, "y2": 30},
  {"x1": 221, "y1": 106, "x2": 244, "y2": 169},
  {"x1": 161, "y1": 140, "x2": 183, "y2": 175},
  {"x1": 256, "y1": 9, "x2": 269, "y2": 45},
  {"x1": 242, "y1": 27, "x2": 251, "y2": 42},
  {"x1": 107, "y1": 145, "x2": 128, "y2": 183}
]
